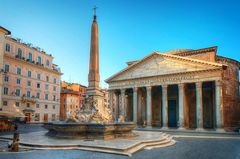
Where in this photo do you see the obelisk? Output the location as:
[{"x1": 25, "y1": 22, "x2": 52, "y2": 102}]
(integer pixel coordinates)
[{"x1": 87, "y1": 6, "x2": 102, "y2": 96}]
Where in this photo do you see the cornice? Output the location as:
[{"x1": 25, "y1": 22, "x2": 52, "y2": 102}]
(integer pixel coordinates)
[
  {"x1": 105, "y1": 51, "x2": 225, "y2": 83},
  {"x1": 108, "y1": 67, "x2": 223, "y2": 83},
  {"x1": 216, "y1": 56, "x2": 240, "y2": 68},
  {"x1": 171, "y1": 46, "x2": 218, "y2": 56}
]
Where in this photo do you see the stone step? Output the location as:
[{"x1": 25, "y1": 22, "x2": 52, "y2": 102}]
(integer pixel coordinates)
[
  {"x1": 127, "y1": 135, "x2": 174, "y2": 154},
  {"x1": 123, "y1": 134, "x2": 170, "y2": 151}
]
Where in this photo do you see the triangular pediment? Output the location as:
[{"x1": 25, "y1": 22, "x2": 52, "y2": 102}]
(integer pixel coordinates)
[{"x1": 106, "y1": 52, "x2": 223, "y2": 82}]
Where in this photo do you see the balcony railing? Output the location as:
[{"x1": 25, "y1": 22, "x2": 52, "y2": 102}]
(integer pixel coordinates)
[
  {"x1": 11, "y1": 54, "x2": 61, "y2": 73},
  {"x1": 21, "y1": 95, "x2": 37, "y2": 104}
]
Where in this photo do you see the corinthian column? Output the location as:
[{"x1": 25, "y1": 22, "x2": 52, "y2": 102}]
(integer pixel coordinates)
[
  {"x1": 133, "y1": 87, "x2": 138, "y2": 123},
  {"x1": 146, "y1": 86, "x2": 152, "y2": 127},
  {"x1": 178, "y1": 83, "x2": 185, "y2": 129},
  {"x1": 162, "y1": 85, "x2": 168, "y2": 128},
  {"x1": 109, "y1": 90, "x2": 113, "y2": 115},
  {"x1": 120, "y1": 89, "x2": 126, "y2": 119},
  {"x1": 196, "y1": 82, "x2": 203, "y2": 130},
  {"x1": 115, "y1": 92, "x2": 119, "y2": 122}
]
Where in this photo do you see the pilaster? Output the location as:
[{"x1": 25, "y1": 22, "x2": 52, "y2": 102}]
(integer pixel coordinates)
[{"x1": 215, "y1": 80, "x2": 224, "y2": 130}]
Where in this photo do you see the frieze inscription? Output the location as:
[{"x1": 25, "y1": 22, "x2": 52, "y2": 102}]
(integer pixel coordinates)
[{"x1": 110, "y1": 75, "x2": 195, "y2": 89}]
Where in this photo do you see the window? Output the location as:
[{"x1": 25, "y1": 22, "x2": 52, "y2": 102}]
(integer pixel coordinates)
[
  {"x1": 4, "y1": 64, "x2": 9, "y2": 72},
  {"x1": 27, "y1": 81, "x2": 31, "y2": 86},
  {"x1": 37, "y1": 56, "x2": 41, "y2": 64},
  {"x1": 36, "y1": 92, "x2": 40, "y2": 99},
  {"x1": 35, "y1": 113, "x2": 40, "y2": 121},
  {"x1": 52, "y1": 114, "x2": 56, "y2": 121},
  {"x1": 46, "y1": 60, "x2": 50, "y2": 66},
  {"x1": 36, "y1": 104, "x2": 40, "y2": 108},
  {"x1": 52, "y1": 105, "x2": 55, "y2": 109},
  {"x1": 15, "y1": 89, "x2": 21, "y2": 96},
  {"x1": 27, "y1": 103, "x2": 30, "y2": 107},
  {"x1": 45, "y1": 105, "x2": 48, "y2": 109},
  {"x1": 27, "y1": 91, "x2": 31, "y2": 97},
  {"x1": 15, "y1": 102, "x2": 20, "y2": 107},
  {"x1": 28, "y1": 52, "x2": 32, "y2": 61},
  {"x1": 3, "y1": 101, "x2": 7, "y2": 106},
  {"x1": 17, "y1": 48, "x2": 22, "y2": 58},
  {"x1": 53, "y1": 95, "x2": 56, "y2": 101},
  {"x1": 53, "y1": 86, "x2": 56, "y2": 91},
  {"x1": 3, "y1": 87, "x2": 8, "y2": 95},
  {"x1": 53, "y1": 78, "x2": 57, "y2": 84},
  {"x1": 37, "y1": 73, "x2": 41, "y2": 80},
  {"x1": 28, "y1": 71, "x2": 31, "y2": 77},
  {"x1": 45, "y1": 84, "x2": 49, "y2": 90},
  {"x1": 45, "y1": 94, "x2": 48, "y2": 100},
  {"x1": 17, "y1": 67, "x2": 21, "y2": 75},
  {"x1": 16, "y1": 78, "x2": 21, "y2": 84},
  {"x1": 5, "y1": 43, "x2": 10, "y2": 52},
  {"x1": 46, "y1": 76, "x2": 49, "y2": 82},
  {"x1": 37, "y1": 83, "x2": 41, "y2": 88},
  {"x1": 4, "y1": 76, "x2": 9, "y2": 82}
]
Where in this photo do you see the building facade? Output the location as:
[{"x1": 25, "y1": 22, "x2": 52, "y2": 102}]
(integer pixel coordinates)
[
  {"x1": 0, "y1": 26, "x2": 62, "y2": 123},
  {"x1": 60, "y1": 81, "x2": 86, "y2": 120},
  {"x1": 106, "y1": 47, "x2": 240, "y2": 131}
]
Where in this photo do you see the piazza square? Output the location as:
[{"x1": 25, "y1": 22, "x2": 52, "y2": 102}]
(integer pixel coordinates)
[{"x1": 0, "y1": 1, "x2": 240, "y2": 159}]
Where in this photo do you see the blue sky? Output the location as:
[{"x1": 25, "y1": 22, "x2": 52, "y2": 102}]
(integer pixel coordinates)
[{"x1": 0, "y1": 0, "x2": 239, "y2": 87}]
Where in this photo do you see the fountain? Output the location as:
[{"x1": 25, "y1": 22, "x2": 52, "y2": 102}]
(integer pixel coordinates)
[
  {"x1": 44, "y1": 96, "x2": 136, "y2": 140},
  {"x1": 44, "y1": 8, "x2": 136, "y2": 140}
]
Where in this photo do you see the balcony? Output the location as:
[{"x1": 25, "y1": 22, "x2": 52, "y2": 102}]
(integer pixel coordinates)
[
  {"x1": 6, "y1": 53, "x2": 62, "y2": 74},
  {"x1": 21, "y1": 95, "x2": 37, "y2": 104}
]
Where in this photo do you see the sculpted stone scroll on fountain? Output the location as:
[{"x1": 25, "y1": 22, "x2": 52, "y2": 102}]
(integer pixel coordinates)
[{"x1": 66, "y1": 96, "x2": 113, "y2": 123}]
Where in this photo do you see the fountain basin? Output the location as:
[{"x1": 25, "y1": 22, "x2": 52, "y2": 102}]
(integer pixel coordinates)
[{"x1": 44, "y1": 122, "x2": 136, "y2": 140}]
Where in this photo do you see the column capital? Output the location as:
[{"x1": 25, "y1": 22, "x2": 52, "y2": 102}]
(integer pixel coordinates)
[
  {"x1": 108, "y1": 89, "x2": 114, "y2": 93},
  {"x1": 146, "y1": 86, "x2": 152, "y2": 92},
  {"x1": 120, "y1": 88, "x2": 126, "y2": 94},
  {"x1": 215, "y1": 80, "x2": 223, "y2": 87},
  {"x1": 133, "y1": 87, "x2": 138, "y2": 93},
  {"x1": 196, "y1": 81, "x2": 202, "y2": 88},
  {"x1": 162, "y1": 84, "x2": 168, "y2": 89},
  {"x1": 178, "y1": 83, "x2": 185, "y2": 89}
]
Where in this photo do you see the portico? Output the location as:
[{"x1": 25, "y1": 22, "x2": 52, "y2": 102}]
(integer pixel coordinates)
[{"x1": 106, "y1": 50, "x2": 227, "y2": 130}]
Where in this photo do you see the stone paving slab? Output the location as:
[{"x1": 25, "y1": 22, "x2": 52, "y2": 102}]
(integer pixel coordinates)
[
  {"x1": 0, "y1": 130, "x2": 175, "y2": 156},
  {"x1": 136, "y1": 127, "x2": 240, "y2": 136}
]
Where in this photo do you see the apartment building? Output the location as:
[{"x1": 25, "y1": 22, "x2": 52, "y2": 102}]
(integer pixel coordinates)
[
  {"x1": 0, "y1": 26, "x2": 62, "y2": 123},
  {"x1": 60, "y1": 81, "x2": 86, "y2": 120}
]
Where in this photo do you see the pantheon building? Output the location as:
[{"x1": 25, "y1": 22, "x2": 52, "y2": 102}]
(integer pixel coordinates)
[{"x1": 106, "y1": 46, "x2": 240, "y2": 131}]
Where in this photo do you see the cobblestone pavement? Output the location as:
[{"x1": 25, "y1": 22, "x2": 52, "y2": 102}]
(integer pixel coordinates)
[{"x1": 0, "y1": 124, "x2": 240, "y2": 159}]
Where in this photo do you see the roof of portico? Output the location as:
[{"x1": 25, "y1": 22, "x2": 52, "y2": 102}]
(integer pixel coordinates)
[
  {"x1": 105, "y1": 51, "x2": 226, "y2": 83},
  {"x1": 126, "y1": 46, "x2": 217, "y2": 66}
]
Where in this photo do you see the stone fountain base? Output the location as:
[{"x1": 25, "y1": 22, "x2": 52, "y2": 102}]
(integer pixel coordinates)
[{"x1": 44, "y1": 122, "x2": 136, "y2": 140}]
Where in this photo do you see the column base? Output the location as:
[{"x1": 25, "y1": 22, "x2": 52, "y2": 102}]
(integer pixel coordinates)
[
  {"x1": 161, "y1": 127, "x2": 168, "y2": 130},
  {"x1": 146, "y1": 125, "x2": 152, "y2": 129},
  {"x1": 195, "y1": 128, "x2": 205, "y2": 132},
  {"x1": 215, "y1": 128, "x2": 225, "y2": 132},
  {"x1": 178, "y1": 127, "x2": 185, "y2": 130}
]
